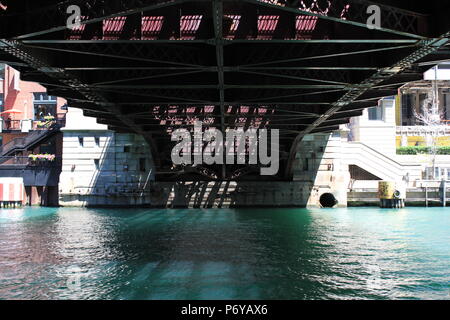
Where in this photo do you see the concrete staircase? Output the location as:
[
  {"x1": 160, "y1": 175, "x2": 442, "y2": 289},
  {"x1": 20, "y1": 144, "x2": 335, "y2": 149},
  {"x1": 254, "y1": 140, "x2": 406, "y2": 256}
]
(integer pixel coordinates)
[
  {"x1": 341, "y1": 142, "x2": 422, "y2": 182},
  {"x1": 0, "y1": 123, "x2": 61, "y2": 160}
]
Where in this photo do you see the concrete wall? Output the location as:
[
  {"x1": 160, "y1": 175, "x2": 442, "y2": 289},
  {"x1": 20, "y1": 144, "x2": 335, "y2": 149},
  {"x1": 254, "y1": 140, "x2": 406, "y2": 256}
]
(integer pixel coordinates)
[
  {"x1": 348, "y1": 188, "x2": 450, "y2": 207},
  {"x1": 148, "y1": 181, "x2": 309, "y2": 208},
  {"x1": 424, "y1": 65, "x2": 450, "y2": 80},
  {"x1": 63, "y1": 107, "x2": 107, "y2": 131},
  {"x1": 145, "y1": 132, "x2": 351, "y2": 209},
  {"x1": 59, "y1": 131, "x2": 155, "y2": 206},
  {"x1": 59, "y1": 108, "x2": 155, "y2": 207},
  {"x1": 349, "y1": 97, "x2": 397, "y2": 157},
  {"x1": 59, "y1": 180, "x2": 312, "y2": 208},
  {"x1": 293, "y1": 132, "x2": 350, "y2": 208}
]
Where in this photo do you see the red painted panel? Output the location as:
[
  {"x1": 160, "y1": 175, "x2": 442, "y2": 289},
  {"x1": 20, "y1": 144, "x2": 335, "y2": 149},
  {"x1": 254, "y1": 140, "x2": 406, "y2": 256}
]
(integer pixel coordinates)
[
  {"x1": 19, "y1": 183, "x2": 23, "y2": 202},
  {"x1": 9, "y1": 183, "x2": 14, "y2": 201}
]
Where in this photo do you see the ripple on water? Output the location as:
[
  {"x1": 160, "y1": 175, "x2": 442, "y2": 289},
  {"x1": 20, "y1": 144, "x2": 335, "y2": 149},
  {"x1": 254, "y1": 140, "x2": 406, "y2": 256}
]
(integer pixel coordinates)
[{"x1": 0, "y1": 207, "x2": 449, "y2": 300}]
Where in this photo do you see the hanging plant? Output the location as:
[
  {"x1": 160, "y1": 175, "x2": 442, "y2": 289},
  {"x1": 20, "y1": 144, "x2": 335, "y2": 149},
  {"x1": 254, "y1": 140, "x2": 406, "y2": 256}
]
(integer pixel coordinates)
[
  {"x1": 43, "y1": 115, "x2": 55, "y2": 121},
  {"x1": 36, "y1": 116, "x2": 56, "y2": 128},
  {"x1": 28, "y1": 154, "x2": 56, "y2": 162}
]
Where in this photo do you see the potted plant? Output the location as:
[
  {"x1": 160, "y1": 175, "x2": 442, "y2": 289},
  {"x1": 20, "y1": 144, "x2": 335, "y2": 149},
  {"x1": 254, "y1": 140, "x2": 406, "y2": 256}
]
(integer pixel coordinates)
[
  {"x1": 36, "y1": 116, "x2": 56, "y2": 129},
  {"x1": 28, "y1": 153, "x2": 56, "y2": 165}
]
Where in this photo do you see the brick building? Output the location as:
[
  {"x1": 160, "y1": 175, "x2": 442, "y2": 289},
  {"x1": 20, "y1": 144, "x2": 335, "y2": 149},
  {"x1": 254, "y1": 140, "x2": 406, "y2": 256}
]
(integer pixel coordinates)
[{"x1": 0, "y1": 64, "x2": 67, "y2": 206}]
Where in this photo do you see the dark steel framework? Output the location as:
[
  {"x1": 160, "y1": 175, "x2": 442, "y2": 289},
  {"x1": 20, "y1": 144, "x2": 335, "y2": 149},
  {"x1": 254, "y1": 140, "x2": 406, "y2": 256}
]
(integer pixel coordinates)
[{"x1": 1, "y1": 0, "x2": 450, "y2": 180}]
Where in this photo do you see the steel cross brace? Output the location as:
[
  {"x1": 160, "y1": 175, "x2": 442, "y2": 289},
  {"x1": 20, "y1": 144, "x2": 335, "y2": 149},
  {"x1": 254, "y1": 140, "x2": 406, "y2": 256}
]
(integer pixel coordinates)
[
  {"x1": 284, "y1": 36, "x2": 450, "y2": 178},
  {"x1": 212, "y1": 0, "x2": 227, "y2": 179},
  {"x1": 242, "y1": 0, "x2": 427, "y2": 39},
  {"x1": 1, "y1": 0, "x2": 197, "y2": 40},
  {"x1": 0, "y1": 39, "x2": 160, "y2": 167}
]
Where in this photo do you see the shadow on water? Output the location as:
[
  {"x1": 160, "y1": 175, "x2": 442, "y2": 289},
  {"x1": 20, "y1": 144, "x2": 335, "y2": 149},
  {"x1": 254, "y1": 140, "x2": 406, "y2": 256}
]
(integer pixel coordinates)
[{"x1": 0, "y1": 207, "x2": 449, "y2": 300}]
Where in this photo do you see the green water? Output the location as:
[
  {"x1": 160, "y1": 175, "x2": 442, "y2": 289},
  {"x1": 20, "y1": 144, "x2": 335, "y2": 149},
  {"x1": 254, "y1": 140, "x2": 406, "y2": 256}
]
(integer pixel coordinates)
[{"x1": 0, "y1": 206, "x2": 449, "y2": 300}]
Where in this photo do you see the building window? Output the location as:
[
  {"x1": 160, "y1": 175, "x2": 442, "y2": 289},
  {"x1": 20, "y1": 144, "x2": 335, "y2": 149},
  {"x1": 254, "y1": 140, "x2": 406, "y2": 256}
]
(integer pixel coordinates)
[
  {"x1": 443, "y1": 92, "x2": 450, "y2": 121},
  {"x1": 368, "y1": 106, "x2": 384, "y2": 121},
  {"x1": 139, "y1": 158, "x2": 146, "y2": 172},
  {"x1": 124, "y1": 146, "x2": 131, "y2": 153},
  {"x1": 303, "y1": 159, "x2": 309, "y2": 171},
  {"x1": 78, "y1": 136, "x2": 84, "y2": 147},
  {"x1": 0, "y1": 93, "x2": 3, "y2": 113},
  {"x1": 401, "y1": 94, "x2": 414, "y2": 126},
  {"x1": 39, "y1": 138, "x2": 56, "y2": 154},
  {"x1": 95, "y1": 137, "x2": 100, "y2": 147},
  {"x1": 33, "y1": 92, "x2": 57, "y2": 120},
  {"x1": 94, "y1": 159, "x2": 100, "y2": 170}
]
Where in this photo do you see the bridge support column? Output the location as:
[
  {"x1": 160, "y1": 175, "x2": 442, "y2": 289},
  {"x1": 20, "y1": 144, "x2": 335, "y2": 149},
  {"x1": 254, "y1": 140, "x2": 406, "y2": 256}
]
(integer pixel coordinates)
[{"x1": 293, "y1": 131, "x2": 350, "y2": 208}]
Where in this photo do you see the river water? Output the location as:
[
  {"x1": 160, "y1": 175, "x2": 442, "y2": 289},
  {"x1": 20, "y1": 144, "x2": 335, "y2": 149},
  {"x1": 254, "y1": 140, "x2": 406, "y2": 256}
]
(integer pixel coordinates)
[{"x1": 0, "y1": 206, "x2": 449, "y2": 300}]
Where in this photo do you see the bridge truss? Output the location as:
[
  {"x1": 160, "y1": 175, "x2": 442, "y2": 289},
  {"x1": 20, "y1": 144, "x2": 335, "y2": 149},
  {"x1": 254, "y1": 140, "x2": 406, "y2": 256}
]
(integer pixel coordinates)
[{"x1": 1, "y1": 0, "x2": 450, "y2": 180}]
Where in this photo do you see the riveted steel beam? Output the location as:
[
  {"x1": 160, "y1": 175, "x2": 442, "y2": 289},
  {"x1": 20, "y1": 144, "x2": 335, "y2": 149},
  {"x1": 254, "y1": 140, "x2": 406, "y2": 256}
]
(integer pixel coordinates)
[{"x1": 285, "y1": 36, "x2": 450, "y2": 178}]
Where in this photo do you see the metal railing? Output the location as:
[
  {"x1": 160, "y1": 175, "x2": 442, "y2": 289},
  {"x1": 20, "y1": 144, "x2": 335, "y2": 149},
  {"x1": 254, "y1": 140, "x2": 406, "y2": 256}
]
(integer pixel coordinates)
[
  {"x1": 1, "y1": 119, "x2": 66, "y2": 131},
  {"x1": 0, "y1": 121, "x2": 64, "y2": 157},
  {"x1": 31, "y1": 119, "x2": 66, "y2": 131},
  {"x1": 396, "y1": 125, "x2": 450, "y2": 135},
  {"x1": 0, "y1": 156, "x2": 62, "y2": 167},
  {"x1": 1, "y1": 120, "x2": 21, "y2": 131}
]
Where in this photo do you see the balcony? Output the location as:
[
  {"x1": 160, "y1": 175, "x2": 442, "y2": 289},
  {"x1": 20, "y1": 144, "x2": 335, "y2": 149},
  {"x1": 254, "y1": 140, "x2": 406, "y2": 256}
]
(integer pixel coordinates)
[
  {"x1": 0, "y1": 120, "x2": 64, "y2": 158},
  {"x1": 0, "y1": 118, "x2": 66, "y2": 133},
  {"x1": 0, "y1": 156, "x2": 61, "y2": 167}
]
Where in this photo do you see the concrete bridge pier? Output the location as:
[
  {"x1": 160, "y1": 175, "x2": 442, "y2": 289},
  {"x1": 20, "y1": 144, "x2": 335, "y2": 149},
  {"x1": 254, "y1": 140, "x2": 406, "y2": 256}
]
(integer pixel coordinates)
[{"x1": 294, "y1": 132, "x2": 351, "y2": 208}]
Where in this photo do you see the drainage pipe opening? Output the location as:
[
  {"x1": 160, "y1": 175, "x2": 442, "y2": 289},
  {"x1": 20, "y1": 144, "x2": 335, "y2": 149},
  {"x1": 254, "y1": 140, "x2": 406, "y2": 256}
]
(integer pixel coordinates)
[{"x1": 320, "y1": 193, "x2": 338, "y2": 208}]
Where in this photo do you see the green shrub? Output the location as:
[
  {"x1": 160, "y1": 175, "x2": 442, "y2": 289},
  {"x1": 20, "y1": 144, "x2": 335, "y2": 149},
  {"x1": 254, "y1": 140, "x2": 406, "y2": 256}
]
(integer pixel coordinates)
[
  {"x1": 437, "y1": 146, "x2": 450, "y2": 155},
  {"x1": 397, "y1": 147, "x2": 412, "y2": 155},
  {"x1": 416, "y1": 146, "x2": 431, "y2": 154},
  {"x1": 397, "y1": 147, "x2": 420, "y2": 155},
  {"x1": 397, "y1": 146, "x2": 450, "y2": 155}
]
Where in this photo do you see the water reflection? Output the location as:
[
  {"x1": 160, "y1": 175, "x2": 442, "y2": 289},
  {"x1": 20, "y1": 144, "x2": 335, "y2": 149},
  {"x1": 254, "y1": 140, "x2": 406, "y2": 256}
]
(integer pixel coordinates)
[{"x1": 0, "y1": 207, "x2": 449, "y2": 300}]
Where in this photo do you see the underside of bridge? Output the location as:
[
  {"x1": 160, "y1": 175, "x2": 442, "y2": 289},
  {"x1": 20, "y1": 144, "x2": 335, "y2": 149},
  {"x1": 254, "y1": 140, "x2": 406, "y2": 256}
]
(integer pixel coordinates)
[{"x1": 1, "y1": 0, "x2": 450, "y2": 182}]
